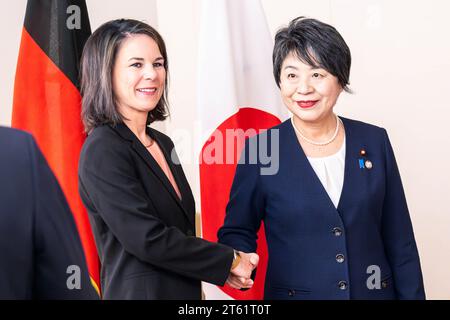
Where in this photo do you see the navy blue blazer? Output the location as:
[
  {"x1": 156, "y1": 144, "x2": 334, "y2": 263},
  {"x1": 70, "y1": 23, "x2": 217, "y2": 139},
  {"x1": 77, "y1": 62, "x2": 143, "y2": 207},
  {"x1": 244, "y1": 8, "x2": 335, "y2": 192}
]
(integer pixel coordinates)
[
  {"x1": 0, "y1": 127, "x2": 97, "y2": 299},
  {"x1": 218, "y1": 117, "x2": 425, "y2": 300}
]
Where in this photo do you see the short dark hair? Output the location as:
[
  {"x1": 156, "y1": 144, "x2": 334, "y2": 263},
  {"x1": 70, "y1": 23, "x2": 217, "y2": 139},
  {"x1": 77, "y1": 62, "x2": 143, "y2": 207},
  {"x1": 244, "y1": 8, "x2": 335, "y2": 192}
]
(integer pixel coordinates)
[
  {"x1": 80, "y1": 19, "x2": 169, "y2": 133},
  {"x1": 273, "y1": 17, "x2": 351, "y2": 92}
]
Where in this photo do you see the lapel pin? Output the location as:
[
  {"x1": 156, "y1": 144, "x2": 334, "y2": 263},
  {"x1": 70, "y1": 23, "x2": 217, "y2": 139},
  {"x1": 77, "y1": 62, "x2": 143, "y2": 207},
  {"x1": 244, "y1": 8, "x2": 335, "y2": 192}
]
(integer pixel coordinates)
[
  {"x1": 358, "y1": 148, "x2": 372, "y2": 170},
  {"x1": 359, "y1": 159, "x2": 365, "y2": 169}
]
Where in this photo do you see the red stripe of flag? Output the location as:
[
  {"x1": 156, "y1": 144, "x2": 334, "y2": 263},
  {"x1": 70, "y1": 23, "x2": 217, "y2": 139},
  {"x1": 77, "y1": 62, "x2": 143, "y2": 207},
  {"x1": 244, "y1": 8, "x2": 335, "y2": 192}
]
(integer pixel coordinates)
[{"x1": 12, "y1": 0, "x2": 100, "y2": 295}]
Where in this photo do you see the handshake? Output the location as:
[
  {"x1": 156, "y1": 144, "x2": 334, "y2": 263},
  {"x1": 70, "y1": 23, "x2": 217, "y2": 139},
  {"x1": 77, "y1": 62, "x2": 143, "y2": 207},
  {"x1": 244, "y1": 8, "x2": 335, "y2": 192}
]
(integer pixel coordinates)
[{"x1": 227, "y1": 251, "x2": 259, "y2": 290}]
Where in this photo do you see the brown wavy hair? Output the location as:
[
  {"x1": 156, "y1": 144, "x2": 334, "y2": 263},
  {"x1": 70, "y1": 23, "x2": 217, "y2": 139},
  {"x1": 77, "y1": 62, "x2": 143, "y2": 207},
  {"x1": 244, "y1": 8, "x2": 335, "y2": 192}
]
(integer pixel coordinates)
[{"x1": 80, "y1": 19, "x2": 169, "y2": 133}]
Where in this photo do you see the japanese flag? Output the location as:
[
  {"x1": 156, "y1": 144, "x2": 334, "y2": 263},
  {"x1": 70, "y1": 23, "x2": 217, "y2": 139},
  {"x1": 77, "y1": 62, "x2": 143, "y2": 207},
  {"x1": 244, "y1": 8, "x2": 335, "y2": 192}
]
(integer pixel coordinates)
[{"x1": 197, "y1": 0, "x2": 288, "y2": 299}]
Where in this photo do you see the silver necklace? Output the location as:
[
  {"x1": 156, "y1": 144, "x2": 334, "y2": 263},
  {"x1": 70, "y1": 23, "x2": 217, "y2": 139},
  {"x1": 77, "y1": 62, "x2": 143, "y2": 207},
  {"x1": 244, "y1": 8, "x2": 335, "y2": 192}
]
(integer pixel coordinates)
[{"x1": 291, "y1": 115, "x2": 341, "y2": 146}]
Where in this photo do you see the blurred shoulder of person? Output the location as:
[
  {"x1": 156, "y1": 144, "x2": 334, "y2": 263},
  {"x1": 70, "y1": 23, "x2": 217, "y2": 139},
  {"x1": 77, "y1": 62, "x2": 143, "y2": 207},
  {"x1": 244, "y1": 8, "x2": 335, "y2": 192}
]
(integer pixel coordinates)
[{"x1": 0, "y1": 126, "x2": 98, "y2": 300}]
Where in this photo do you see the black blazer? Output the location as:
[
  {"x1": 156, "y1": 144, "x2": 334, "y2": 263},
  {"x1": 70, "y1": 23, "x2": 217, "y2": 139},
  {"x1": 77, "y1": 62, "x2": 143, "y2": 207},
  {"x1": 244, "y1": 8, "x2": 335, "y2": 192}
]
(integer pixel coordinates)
[
  {"x1": 0, "y1": 127, "x2": 97, "y2": 299},
  {"x1": 78, "y1": 123, "x2": 234, "y2": 299}
]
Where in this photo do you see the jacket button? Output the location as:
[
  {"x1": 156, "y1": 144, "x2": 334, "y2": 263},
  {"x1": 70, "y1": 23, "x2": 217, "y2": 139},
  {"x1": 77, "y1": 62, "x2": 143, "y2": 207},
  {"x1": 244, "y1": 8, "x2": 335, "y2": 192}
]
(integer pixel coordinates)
[
  {"x1": 336, "y1": 254, "x2": 345, "y2": 263},
  {"x1": 332, "y1": 227, "x2": 343, "y2": 236},
  {"x1": 288, "y1": 289, "x2": 295, "y2": 297},
  {"x1": 187, "y1": 229, "x2": 194, "y2": 236},
  {"x1": 338, "y1": 281, "x2": 348, "y2": 290},
  {"x1": 381, "y1": 280, "x2": 388, "y2": 288}
]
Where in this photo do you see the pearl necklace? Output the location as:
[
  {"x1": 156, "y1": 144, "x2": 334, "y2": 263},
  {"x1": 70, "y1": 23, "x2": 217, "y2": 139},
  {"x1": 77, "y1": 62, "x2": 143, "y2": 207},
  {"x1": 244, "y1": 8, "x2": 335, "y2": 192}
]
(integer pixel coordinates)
[{"x1": 291, "y1": 115, "x2": 341, "y2": 146}]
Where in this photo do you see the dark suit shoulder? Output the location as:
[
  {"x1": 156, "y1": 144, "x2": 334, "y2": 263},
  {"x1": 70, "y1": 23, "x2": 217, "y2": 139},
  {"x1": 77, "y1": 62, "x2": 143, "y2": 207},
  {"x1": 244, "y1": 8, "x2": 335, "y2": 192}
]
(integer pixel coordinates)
[
  {"x1": 0, "y1": 126, "x2": 33, "y2": 149},
  {"x1": 246, "y1": 119, "x2": 294, "y2": 145},
  {"x1": 340, "y1": 116, "x2": 385, "y2": 133},
  {"x1": 82, "y1": 125, "x2": 130, "y2": 154},
  {"x1": 85, "y1": 125, "x2": 124, "y2": 144},
  {"x1": 0, "y1": 127, "x2": 38, "y2": 173},
  {"x1": 79, "y1": 125, "x2": 133, "y2": 173},
  {"x1": 240, "y1": 120, "x2": 287, "y2": 145},
  {"x1": 0, "y1": 126, "x2": 31, "y2": 138},
  {"x1": 340, "y1": 117, "x2": 389, "y2": 146}
]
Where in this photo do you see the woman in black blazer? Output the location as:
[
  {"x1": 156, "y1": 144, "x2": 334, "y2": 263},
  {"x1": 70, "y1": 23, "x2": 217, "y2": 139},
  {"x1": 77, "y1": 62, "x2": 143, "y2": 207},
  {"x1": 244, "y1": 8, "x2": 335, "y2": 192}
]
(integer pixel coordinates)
[{"x1": 78, "y1": 19, "x2": 257, "y2": 299}]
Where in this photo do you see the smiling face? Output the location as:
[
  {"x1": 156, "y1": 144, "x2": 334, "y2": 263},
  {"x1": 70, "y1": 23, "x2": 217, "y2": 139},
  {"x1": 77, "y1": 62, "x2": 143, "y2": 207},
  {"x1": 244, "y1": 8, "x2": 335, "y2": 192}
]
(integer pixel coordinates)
[
  {"x1": 280, "y1": 52, "x2": 343, "y2": 124},
  {"x1": 112, "y1": 34, "x2": 166, "y2": 119}
]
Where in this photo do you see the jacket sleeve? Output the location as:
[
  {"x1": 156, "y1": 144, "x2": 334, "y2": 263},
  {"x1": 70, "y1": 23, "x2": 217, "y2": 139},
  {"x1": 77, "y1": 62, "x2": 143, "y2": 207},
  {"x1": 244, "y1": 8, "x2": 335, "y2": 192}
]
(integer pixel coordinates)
[
  {"x1": 30, "y1": 136, "x2": 98, "y2": 300},
  {"x1": 218, "y1": 138, "x2": 265, "y2": 254},
  {"x1": 79, "y1": 138, "x2": 233, "y2": 286},
  {"x1": 380, "y1": 129, "x2": 425, "y2": 299}
]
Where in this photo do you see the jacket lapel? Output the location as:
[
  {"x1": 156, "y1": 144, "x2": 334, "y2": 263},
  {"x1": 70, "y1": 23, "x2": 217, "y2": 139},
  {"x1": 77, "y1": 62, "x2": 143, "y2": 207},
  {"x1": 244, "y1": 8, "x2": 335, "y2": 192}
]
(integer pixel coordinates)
[
  {"x1": 154, "y1": 137, "x2": 194, "y2": 206},
  {"x1": 148, "y1": 128, "x2": 196, "y2": 227},
  {"x1": 284, "y1": 118, "x2": 351, "y2": 216},
  {"x1": 111, "y1": 124, "x2": 194, "y2": 227},
  {"x1": 336, "y1": 117, "x2": 352, "y2": 212},
  {"x1": 284, "y1": 121, "x2": 336, "y2": 213},
  {"x1": 336, "y1": 117, "x2": 366, "y2": 214}
]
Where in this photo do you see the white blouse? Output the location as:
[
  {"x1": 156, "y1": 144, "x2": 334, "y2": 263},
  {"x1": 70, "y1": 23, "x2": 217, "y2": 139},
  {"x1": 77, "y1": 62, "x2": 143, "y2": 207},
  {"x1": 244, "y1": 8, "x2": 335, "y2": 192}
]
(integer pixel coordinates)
[{"x1": 306, "y1": 138, "x2": 346, "y2": 209}]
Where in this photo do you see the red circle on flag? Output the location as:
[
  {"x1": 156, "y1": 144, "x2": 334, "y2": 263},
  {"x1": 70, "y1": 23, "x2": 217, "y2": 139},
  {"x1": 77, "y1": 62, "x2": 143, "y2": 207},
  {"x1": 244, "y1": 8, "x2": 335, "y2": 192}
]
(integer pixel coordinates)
[{"x1": 200, "y1": 107, "x2": 281, "y2": 300}]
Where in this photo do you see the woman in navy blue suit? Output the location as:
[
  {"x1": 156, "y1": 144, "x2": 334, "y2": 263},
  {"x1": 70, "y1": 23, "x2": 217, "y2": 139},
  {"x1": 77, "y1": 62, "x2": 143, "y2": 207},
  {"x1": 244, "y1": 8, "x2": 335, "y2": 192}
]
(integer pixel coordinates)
[{"x1": 218, "y1": 17, "x2": 425, "y2": 299}]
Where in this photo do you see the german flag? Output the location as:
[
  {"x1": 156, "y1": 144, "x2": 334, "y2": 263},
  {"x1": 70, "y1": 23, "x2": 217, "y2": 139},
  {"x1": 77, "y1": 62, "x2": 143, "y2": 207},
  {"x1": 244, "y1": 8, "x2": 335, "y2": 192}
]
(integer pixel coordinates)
[{"x1": 12, "y1": 0, "x2": 100, "y2": 295}]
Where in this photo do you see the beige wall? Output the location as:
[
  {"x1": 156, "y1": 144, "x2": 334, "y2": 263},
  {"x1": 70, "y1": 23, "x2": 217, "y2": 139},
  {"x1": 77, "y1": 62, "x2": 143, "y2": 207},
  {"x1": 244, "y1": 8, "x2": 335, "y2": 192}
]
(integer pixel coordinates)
[{"x1": 1, "y1": 0, "x2": 449, "y2": 299}]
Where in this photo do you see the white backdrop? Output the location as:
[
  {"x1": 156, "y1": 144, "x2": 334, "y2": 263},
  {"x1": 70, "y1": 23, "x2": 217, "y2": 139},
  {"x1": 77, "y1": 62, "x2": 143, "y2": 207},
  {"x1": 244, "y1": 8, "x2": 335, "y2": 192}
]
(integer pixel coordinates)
[{"x1": 0, "y1": 0, "x2": 449, "y2": 299}]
